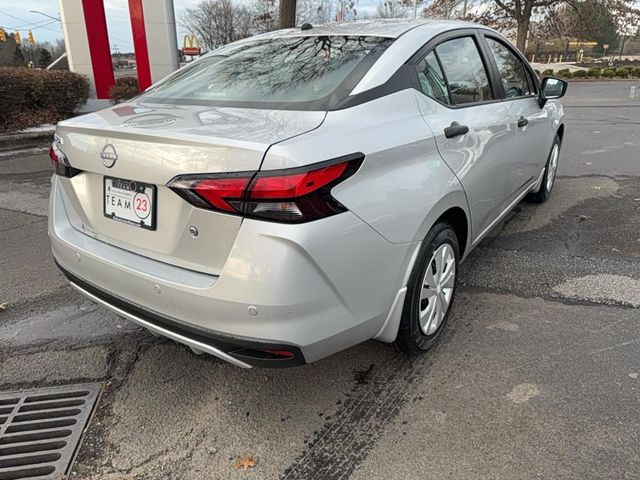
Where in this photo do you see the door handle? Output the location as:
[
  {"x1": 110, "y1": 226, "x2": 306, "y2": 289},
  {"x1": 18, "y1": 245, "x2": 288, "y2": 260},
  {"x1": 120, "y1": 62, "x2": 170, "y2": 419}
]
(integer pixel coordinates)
[
  {"x1": 444, "y1": 121, "x2": 469, "y2": 138},
  {"x1": 517, "y1": 116, "x2": 529, "y2": 128}
]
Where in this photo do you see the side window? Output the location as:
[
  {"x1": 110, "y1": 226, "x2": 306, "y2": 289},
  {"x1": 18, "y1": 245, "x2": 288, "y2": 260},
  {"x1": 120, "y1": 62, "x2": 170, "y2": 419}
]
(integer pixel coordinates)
[
  {"x1": 416, "y1": 52, "x2": 450, "y2": 105},
  {"x1": 486, "y1": 37, "x2": 533, "y2": 98},
  {"x1": 435, "y1": 37, "x2": 494, "y2": 105}
]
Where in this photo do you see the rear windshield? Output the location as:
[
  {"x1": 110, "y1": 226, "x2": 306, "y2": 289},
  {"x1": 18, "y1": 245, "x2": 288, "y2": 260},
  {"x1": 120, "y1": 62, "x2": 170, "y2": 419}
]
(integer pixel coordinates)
[{"x1": 141, "y1": 35, "x2": 393, "y2": 110}]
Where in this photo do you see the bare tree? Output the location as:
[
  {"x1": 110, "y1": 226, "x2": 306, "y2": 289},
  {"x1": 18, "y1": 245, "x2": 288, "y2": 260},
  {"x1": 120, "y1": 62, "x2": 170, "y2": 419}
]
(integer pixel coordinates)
[
  {"x1": 483, "y1": 0, "x2": 640, "y2": 53},
  {"x1": 609, "y1": 0, "x2": 640, "y2": 57},
  {"x1": 424, "y1": 0, "x2": 562, "y2": 52},
  {"x1": 252, "y1": 0, "x2": 279, "y2": 33},
  {"x1": 376, "y1": 0, "x2": 410, "y2": 18},
  {"x1": 474, "y1": 0, "x2": 563, "y2": 52},
  {"x1": 280, "y1": 0, "x2": 297, "y2": 27},
  {"x1": 536, "y1": 0, "x2": 621, "y2": 55},
  {"x1": 422, "y1": 0, "x2": 466, "y2": 18},
  {"x1": 297, "y1": 0, "x2": 336, "y2": 23},
  {"x1": 52, "y1": 39, "x2": 67, "y2": 60},
  {"x1": 182, "y1": 0, "x2": 254, "y2": 50}
]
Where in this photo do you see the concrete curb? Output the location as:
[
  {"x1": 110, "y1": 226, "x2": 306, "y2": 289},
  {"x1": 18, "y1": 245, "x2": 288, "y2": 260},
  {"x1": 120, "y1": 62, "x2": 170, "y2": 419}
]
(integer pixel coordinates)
[{"x1": 0, "y1": 129, "x2": 55, "y2": 152}]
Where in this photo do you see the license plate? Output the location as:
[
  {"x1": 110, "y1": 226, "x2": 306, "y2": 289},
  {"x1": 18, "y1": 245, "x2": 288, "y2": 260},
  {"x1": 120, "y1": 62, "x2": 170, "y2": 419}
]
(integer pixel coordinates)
[{"x1": 104, "y1": 177, "x2": 156, "y2": 230}]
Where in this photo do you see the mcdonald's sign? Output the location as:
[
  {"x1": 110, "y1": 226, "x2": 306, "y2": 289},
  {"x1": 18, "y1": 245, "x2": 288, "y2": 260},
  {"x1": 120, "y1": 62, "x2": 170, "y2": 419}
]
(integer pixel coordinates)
[{"x1": 182, "y1": 34, "x2": 201, "y2": 56}]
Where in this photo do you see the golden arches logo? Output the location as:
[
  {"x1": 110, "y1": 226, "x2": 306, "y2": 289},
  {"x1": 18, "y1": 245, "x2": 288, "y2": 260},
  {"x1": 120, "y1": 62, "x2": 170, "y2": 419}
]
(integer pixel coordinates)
[
  {"x1": 182, "y1": 34, "x2": 201, "y2": 56},
  {"x1": 183, "y1": 34, "x2": 200, "y2": 49}
]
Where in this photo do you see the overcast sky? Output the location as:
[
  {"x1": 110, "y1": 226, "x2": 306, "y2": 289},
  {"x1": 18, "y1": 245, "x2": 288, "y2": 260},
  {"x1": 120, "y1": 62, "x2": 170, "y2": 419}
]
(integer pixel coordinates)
[
  {"x1": 1, "y1": 0, "x2": 205, "y2": 52},
  {"x1": 0, "y1": 0, "x2": 379, "y2": 53}
]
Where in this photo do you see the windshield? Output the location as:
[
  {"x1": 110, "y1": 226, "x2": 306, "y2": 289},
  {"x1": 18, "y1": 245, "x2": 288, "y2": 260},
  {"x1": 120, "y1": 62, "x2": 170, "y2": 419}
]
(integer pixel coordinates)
[{"x1": 141, "y1": 35, "x2": 393, "y2": 110}]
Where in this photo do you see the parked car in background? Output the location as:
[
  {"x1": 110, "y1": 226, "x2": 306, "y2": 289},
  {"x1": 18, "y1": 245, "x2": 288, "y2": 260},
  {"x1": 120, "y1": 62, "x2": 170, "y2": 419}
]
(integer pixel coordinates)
[{"x1": 49, "y1": 19, "x2": 566, "y2": 368}]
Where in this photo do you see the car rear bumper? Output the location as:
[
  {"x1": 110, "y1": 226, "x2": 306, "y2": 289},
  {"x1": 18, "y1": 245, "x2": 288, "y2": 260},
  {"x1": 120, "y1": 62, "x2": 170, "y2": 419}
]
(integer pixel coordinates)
[
  {"x1": 49, "y1": 175, "x2": 416, "y2": 367},
  {"x1": 58, "y1": 264, "x2": 305, "y2": 368}
]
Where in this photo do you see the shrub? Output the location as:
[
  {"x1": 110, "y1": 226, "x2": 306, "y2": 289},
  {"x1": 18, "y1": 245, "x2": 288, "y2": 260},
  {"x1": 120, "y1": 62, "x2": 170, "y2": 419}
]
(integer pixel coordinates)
[
  {"x1": 601, "y1": 67, "x2": 617, "y2": 78},
  {"x1": 41, "y1": 70, "x2": 91, "y2": 117},
  {"x1": 572, "y1": 69, "x2": 588, "y2": 78},
  {"x1": 109, "y1": 76, "x2": 140, "y2": 104},
  {"x1": 587, "y1": 67, "x2": 601, "y2": 78},
  {"x1": 0, "y1": 67, "x2": 89, "y2": 133},
  {"x1": 556, "y1": 69, "x2": 572, "y2": 78},
  {"x1": 631, "y1": 67, "x2": 640, "y2": 78},
  {"x1": 616, "y1": 67, "x2": 630, "y2": 78},
  {"x1": 541, "y1": 69, "x2": 554, "y2": 76}
]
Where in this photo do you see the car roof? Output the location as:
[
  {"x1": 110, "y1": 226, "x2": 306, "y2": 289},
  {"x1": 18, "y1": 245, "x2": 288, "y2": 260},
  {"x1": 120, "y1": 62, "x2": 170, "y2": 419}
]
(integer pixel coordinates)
[{"x1": 261, "y1": 18, "x2": 483, "y2": 39}]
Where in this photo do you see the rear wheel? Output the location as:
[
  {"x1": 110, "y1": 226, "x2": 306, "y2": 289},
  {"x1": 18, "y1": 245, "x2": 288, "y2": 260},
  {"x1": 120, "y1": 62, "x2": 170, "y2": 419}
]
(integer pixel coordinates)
[
  {"x1": 395, "y1": 222, "x2": 459, "y2": 355},
  {"x1": 527, "y1": 135, "x2": 560, "y2": 203}
]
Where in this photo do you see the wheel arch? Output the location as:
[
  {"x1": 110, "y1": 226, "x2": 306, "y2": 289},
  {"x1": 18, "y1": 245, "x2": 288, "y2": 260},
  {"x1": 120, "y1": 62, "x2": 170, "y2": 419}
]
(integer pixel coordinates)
[
  {"x1": 412, "y1": 189, "x2": 472, "y2": 261},
  {"x1": 373, "y1": 194, "x2": 470, "y2": 343},
  {"x1": 556, "y1": 123, "x2": 565, "y2": 143},
  {"x1": 436, "y1": 206, "x2": 469, "y2": 259}
]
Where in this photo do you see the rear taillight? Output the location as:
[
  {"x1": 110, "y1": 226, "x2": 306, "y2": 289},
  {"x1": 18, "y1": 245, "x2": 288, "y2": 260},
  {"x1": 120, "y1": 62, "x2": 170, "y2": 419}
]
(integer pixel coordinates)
[
  {"x1": 49, "y1": 142, "x2": 80, "y2": 178},
  {"x1": 168, "y1": 153, "x2": 363, "y2": 223}
]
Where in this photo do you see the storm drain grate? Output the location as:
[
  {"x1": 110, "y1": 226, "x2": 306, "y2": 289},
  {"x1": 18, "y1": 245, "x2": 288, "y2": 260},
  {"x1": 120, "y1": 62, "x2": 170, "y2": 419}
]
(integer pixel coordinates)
[{"x1": 0, "y1": 383, "x2": 101, "y2": 480}]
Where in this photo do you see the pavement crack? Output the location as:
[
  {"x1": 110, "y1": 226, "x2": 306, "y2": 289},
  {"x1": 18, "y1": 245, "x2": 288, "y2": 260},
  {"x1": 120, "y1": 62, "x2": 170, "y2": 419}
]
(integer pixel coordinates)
[
  {"x1": 589, "y1": 337, "x2": 640, "y2": 354},
  {"x1": 0, "y1": 217, "x2": 46, "y2": 232},
  {"x1": 107, "y1": 334, "x2": 157, "y2": 394}
]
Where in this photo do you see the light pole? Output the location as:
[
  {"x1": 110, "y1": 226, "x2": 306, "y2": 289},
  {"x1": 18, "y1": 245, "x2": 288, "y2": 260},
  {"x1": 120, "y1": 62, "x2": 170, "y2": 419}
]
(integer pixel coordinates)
[
  {"x1": 29, "y1": 10, "x2": 63, "y2": 70},
  {"x1": 29, "y1": 10, "x2": 61, "y2": 22}
]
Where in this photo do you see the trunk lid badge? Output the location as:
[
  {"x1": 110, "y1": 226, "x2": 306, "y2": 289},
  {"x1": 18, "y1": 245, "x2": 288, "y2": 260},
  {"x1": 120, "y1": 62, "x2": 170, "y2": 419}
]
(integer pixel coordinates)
[{"x1": 100, "y1": 144, "x2": 118, "y2": 168}]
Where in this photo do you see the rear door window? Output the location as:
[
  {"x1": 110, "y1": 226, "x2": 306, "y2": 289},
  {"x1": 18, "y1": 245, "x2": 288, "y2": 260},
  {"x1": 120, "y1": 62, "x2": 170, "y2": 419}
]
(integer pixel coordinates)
[
  {"x1": 416, "y1": 52, "x2": 451, "y2": 105},
  {"x1": 434, "y1": 37, "x2": 494, "y2": 105}
]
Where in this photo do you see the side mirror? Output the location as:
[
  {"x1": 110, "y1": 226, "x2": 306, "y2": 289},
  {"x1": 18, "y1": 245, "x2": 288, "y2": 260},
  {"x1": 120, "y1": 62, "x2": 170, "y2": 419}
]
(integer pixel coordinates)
[{"x1": 538, "y1": 77, "x2": 568, "y2": 108}]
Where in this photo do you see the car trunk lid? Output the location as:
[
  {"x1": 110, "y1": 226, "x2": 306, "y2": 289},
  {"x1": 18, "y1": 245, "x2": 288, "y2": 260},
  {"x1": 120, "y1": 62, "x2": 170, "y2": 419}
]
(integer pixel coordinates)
[{"x1": 54, "y1": 102, "x2": 325, "y2": 275}]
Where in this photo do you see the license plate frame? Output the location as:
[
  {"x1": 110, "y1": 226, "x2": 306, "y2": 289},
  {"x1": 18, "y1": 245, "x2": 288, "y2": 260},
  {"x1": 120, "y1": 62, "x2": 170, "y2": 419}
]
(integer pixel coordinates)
[{"x1": 103, "y1": 176, "x2": 157, "y2": 230}]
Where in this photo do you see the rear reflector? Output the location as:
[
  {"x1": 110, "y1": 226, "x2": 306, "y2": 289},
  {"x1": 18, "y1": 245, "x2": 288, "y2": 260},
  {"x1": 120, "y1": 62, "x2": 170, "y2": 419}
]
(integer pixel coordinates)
[
  {"x1": 168, "y1": 153, "x2": 363, "y2": 223},
  {"x1": 189, "y1": 175, "x2": 251, "y2": 213},
  {"x1": 49, "y1": 142, "x2": 80, "y2": 178}
]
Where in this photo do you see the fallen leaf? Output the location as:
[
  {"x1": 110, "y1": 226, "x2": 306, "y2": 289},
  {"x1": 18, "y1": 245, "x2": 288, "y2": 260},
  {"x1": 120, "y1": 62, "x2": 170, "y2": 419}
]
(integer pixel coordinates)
[
  {"x1": 234, "y1": 455, "x2": 257, "y2": 470},
  {"x1": 0, "y1": 303, "x2": 7, "y2": 311}
]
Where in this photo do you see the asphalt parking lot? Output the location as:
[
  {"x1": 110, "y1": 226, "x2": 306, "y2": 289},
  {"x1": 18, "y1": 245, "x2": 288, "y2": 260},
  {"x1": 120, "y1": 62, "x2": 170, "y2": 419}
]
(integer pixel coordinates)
[{"x1": 1, "y1": 81, "x2": 639, "y2": 479}]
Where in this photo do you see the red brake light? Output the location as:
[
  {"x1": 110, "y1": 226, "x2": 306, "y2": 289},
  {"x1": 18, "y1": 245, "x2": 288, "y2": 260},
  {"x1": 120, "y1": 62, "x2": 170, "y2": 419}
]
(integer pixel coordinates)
[
  {"x1": 168, "y1": 154, "x2": 363, "y2": 223},
  {"x1": 250, "y1": 162, "x2": 348, "y2": 199}
]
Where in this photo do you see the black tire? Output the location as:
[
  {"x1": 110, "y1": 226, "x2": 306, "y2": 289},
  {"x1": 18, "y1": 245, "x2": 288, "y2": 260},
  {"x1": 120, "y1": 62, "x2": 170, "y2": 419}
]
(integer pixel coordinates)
[
  {"x1": 395, "y1": 221, "x2": 459, "y2": 355},
  {"x1": 527, "y1": 135, "x2": 561, "y2": 203}
]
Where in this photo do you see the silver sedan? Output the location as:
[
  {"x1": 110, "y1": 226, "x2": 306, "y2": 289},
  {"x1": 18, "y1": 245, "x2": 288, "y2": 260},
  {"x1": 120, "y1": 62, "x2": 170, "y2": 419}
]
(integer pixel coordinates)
[{"x1": 49, "y1": 19, "x2": 566, "y2": 367}]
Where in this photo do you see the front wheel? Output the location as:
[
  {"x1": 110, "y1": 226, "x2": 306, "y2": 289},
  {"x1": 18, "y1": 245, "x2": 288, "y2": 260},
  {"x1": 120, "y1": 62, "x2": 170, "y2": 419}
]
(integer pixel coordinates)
[
  {"x1": 527, "y1": 135, "x2": 560, "y2": 203},
  {"x1": 395, "y1": 221, "x2": 459, "y2": 355}
]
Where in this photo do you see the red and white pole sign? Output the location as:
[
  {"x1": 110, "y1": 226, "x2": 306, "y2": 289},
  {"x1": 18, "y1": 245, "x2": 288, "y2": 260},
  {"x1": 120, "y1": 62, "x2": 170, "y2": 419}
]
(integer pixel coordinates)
[{"x1": 59, "y1": 0, "x2": 179, "y2": 98}]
